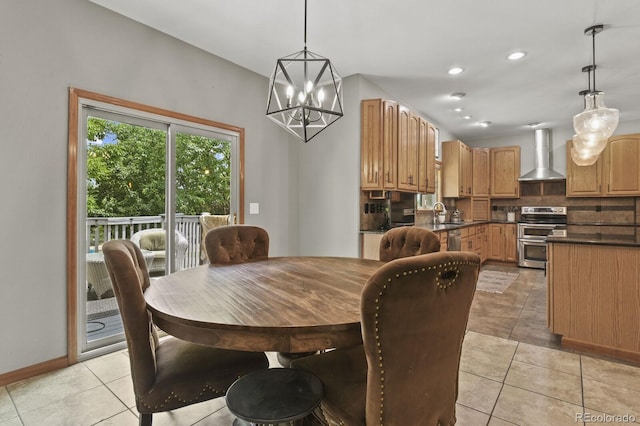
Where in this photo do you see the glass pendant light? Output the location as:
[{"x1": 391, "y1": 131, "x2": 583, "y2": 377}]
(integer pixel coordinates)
[
  {"x1": 572, "y1": 25, "x2": 619, "y2": 165},
  {"x1": 573, "y1": 92, "x2": 618, "y2": 149},
  {"x1": 570, "y1": 134, "x2": 601, "y2": 166}
]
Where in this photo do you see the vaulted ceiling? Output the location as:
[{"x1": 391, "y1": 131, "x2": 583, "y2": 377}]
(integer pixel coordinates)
[{"x1": 89, "y1": 0, "x2": 640, "y2": 141}]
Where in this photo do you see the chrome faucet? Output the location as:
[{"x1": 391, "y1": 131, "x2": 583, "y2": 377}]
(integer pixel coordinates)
[{"x1": 432, "y1": 202, "x2": 447, "y2": 224}]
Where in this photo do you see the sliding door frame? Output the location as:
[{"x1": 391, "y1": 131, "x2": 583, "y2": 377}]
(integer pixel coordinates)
[{"x1": 67, "y1": 88, "x2": 245, "y2": 364}]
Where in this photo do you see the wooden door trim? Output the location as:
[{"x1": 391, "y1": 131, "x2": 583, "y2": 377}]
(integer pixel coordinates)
[{"x1": 67, "y1": 88, "x2": 245, "y2": 365}]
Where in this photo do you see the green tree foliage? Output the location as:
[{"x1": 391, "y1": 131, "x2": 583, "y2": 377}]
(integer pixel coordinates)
[{"x1": 86, "y1": 118, "x2": 230, "y2": 217}]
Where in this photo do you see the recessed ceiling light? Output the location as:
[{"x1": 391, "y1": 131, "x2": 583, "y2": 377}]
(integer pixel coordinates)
[
  {"x1": 478, "y1": 121, "x2": 492, "y2": 127},
  {"x1": 448, "y1": 67, "x2": 464, "y2": 75},
  {"x1": 463, "y1": 115, "x2": 472, "y2": 120},
  {"x1": 507, "y1": 51, "x2": 526, "y2": 61},
  {"x1": 453, "y1": 107, "x2": 463, "y2": 112},
  {"x1": 450, "y1": 92, "x2": 466, "y2": 100},
  {"x1": 527, "y1": 122, "x2": 541, "y2": 128}
]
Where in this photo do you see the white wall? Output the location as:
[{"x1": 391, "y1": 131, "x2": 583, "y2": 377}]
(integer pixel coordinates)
[{"x1": 0, "y1": 0, "x2": 299, "y2": 373}]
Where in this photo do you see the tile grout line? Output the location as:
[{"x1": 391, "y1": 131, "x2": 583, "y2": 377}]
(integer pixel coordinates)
[
  {"x1": 82, "y1": 359, "x2": 135, "y2": 424},
  {"x1": 506, "y1": 277, "x2": 537, "y2": 342},
  {"x1": 579, "y1": 355, "x2": 586, "y2": 426},
  {"x1": 5, "y1": 386, "x2": 25, "y2": 426},
  {"x1": 486, "y1": 340, "x2": 520, "y2": 424}
]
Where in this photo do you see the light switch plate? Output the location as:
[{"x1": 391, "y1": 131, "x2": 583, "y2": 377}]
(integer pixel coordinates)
[{"x1": 249, "y1": 203, "x2": 260, "y2": 214}]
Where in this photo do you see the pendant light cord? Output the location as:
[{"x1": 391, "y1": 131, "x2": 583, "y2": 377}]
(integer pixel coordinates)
[
  {"x1": 303, "y1": 0, "x2": 307, "y2": 50},
  {"x1": 591, "y1": 28, "x2": 597, "y2": 93}
]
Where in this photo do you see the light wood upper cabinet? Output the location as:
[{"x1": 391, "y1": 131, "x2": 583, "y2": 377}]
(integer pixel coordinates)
[
  {"x1": 565, "y1": 139, "x2": 603, "y2": 196},
  {"x1": 472, "y1": 148, "x2": 490, "y2": 197},
  {"x1": 360, "y1": 99, "x2": 383, "y2": 189},
  {"x1": 605, "y1": 134, "x2": 640, "y2": 195},
  {"x1": 442, "y1": 140, "x2": 472, "y2": 197},
  {"x1": 397, "y1": 107, "x2": 419, "y2": 191},
  {"x1": 360, "y1": 99, "x2": 435, "y2": 194},
  {"x1": 566, "y1": 133, "x2": 640, "y2": 197},
  {"x1": 490, "y1": 146, "x2": 520, "y2": 198},
  {"x1": 360, "y1": 99, "x2": 397, "y2": 190},
  {"x1": 418, "y1": 118, "x2": 436, "y2": 194}
]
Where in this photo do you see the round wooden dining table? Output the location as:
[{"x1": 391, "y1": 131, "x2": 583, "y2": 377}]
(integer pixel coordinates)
[{"x1": 144, "y1": 256, "x2": 383, "y2": 353}]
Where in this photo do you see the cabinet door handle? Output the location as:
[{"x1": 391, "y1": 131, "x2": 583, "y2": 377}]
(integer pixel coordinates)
[{"x1": 375, "y1": 171, "x2": 378, "y2": 182}]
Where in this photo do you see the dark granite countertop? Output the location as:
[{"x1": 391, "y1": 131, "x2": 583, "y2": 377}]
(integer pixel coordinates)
[
  {"x1": 360, "y1": 221, "x2": 494, "y2": 234},
  {"x1": 547, "y1": 233, "x2": 640, "y2": 247}
]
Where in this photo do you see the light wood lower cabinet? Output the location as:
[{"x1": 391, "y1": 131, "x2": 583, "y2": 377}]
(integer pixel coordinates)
[
  {"x1": 487, "y1": 223, "x2": 517, "y2": 262},
  {"x1": 548, "y1": 242, "x2": 640, "y2": 362},
  {"x1": 459, "y1": 225, "x2": 486, "y2": 262},
  {"x1": 438, "y1": 231, "x2": 448, "y2": 252}
]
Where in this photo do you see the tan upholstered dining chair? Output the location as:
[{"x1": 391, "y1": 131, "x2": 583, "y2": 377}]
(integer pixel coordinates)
[
  {"x1": 204, "y1": 224, "x2": 269, "y2": 264},
  {"x1": 102, "y1": 240, "x2": 269, "y2": 426},
  {"x1": 199, "y1": 213, "x2": 230, "y2": 263},
  {"x1": 291, "y1": 251, "x2": 481, "y2": 426},
  {"x1": 378, "y1": 226, "x2": 441, "y2": 262}
]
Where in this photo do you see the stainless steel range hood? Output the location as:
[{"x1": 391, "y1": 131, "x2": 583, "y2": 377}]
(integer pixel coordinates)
[{"x1": 519, "y1": 128, "x2": 565, "y2": 181}]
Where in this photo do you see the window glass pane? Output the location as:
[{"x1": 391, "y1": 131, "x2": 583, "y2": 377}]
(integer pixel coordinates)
[
  {"x1": 175, "y1": 132, "x2": 232, "y2": 268},
  {"x1": 85, "y1": 116, "x2": 166, "y2": 349}
]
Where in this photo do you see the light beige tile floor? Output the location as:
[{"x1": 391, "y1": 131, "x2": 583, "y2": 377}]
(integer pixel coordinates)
[{"x1": 3, "y1": 268, "x2": 640, "y2": 425}]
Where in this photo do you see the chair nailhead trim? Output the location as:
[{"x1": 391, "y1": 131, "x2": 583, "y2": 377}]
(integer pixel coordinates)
[
  {"x1": 139, "y1": 385, "x2": 223, "y2": 411},
  {"x1": 373, "y1": 259, "x2": 479, "y2": 425}
]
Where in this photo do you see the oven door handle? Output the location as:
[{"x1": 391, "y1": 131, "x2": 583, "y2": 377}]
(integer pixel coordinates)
[
  {"x1": 518, "y1": 238, "x2": 548, "y2": 244},
  {"x1": 518, "y1": 223, "x2": 566, "y2": 228}
]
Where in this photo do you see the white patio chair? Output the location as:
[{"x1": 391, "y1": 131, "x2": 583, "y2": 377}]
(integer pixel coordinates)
[{"x1": 130, "y1": 228, "x2": 189, "y2": 275}]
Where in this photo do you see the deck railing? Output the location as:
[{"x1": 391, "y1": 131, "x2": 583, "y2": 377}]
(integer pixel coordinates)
[{"x1": 86, "y1": 214, "x2": 203, "y2": 269}]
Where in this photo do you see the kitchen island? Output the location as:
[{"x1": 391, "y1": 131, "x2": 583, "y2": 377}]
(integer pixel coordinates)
[{"x1": 547, "y1": 231, "x2": 640, "y2": 363}]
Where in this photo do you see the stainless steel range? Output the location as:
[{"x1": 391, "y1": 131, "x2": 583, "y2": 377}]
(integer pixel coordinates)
[{"x1": 517, "y1": 206, "x2": 567, "y2": 269}]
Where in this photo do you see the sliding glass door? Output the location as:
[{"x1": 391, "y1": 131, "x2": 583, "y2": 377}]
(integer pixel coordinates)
[{"x1": 76, "y1": 98, "x2": 240, "y2": 357}]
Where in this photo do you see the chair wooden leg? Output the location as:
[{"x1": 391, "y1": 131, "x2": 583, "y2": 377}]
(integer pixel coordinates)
[{"x1": 139, "y1": 412, "x2": 152, "y2": 426}]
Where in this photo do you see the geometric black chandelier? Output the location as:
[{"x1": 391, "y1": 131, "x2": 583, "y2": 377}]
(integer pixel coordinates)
[
  {"x1": 571, "y1": 24, "x2": 619, "y2": 166},
  {"x1": 266, "y1": 0, "x2": 343, "y2": 143}
]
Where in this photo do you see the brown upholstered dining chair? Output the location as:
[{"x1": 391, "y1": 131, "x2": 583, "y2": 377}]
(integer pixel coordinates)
[
  {"x1": 102, "y1": 240, "x2": 269, "y2": 426},
  {"x1": 378, "y1": 226, "x2": 440, "y2": 262},
  {"x1": 204, "y1": 225, "x2": 269, "y2": 264},
  {"x1": 291, "y1": 251, "x2": 481, "y2": 426}
]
